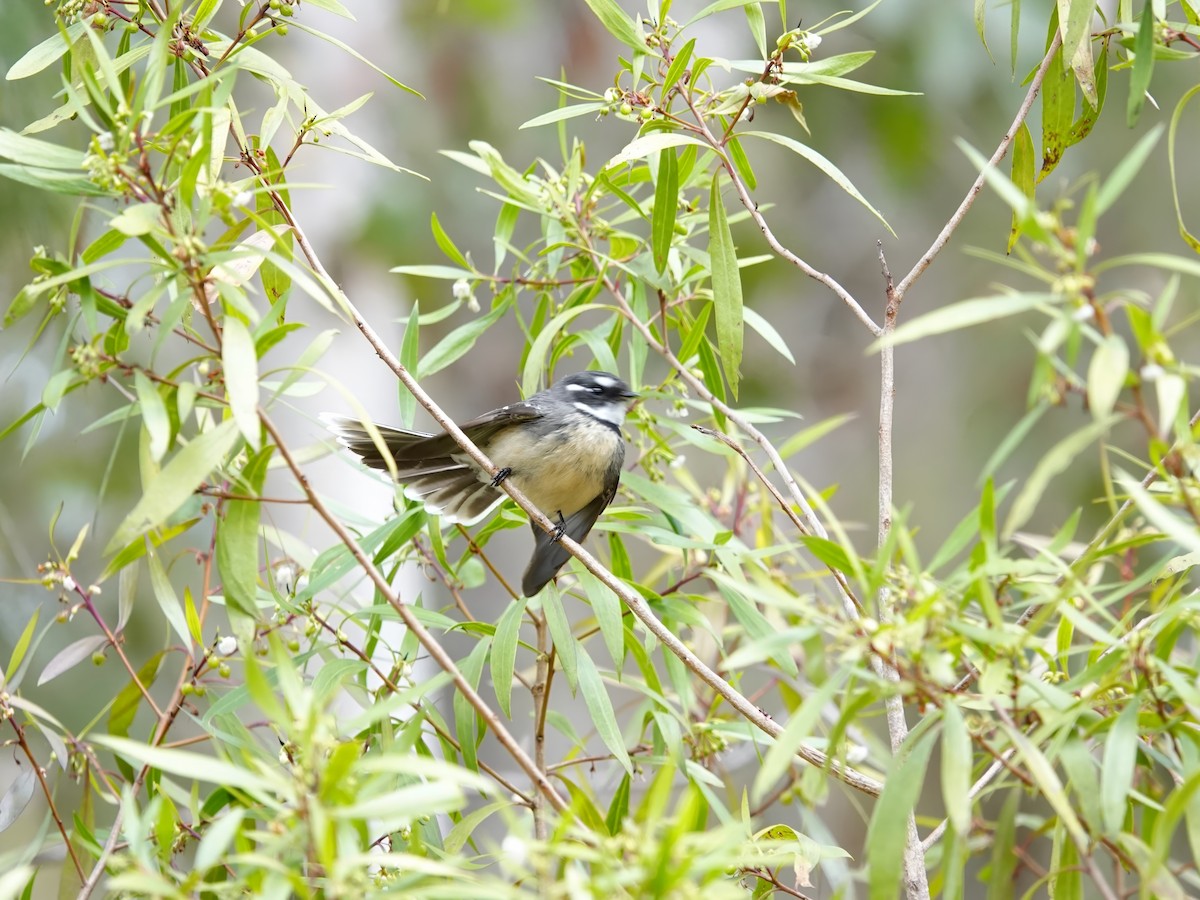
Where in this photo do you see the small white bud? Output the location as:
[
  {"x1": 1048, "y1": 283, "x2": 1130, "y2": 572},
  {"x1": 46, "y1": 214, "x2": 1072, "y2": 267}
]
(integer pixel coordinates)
[
  {"x1": 1072, "y1": 304, "x2": 1095, "y2": 322},
  {"x1": 1140, "y1": 363, "x2": 1164, "y2": 383},
  {"x1": 232, "y1": 190, "x2": 253, "y2": 207},
  {"x1": 62, "y1": 575, "x2": 78, "y2": 592},
  {"x1": 217, "y1": 635, "x2": 237, "y2": 656},
  {"x1": 97, "y1": 132, "x2": 114, "y2": 152},
  {"x1": 501, "y1": 835, "x2": 528, "y2": 865}
]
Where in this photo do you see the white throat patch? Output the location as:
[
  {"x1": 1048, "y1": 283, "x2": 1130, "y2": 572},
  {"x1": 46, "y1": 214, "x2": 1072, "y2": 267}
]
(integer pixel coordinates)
[{"x1": 575, "y1": 401, "x2": 626, "y2": 428}]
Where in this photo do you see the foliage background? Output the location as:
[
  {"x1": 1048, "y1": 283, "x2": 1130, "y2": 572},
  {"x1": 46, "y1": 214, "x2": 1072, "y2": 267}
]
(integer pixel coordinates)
[{"x1": 0, "y1": 0, "x2": 1198, "y2": 897}]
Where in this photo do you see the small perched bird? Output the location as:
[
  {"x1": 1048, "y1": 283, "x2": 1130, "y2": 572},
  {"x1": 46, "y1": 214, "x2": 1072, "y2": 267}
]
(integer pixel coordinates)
[{"x1": 327, "y1": 371, "x2": 637, "y2": 596}]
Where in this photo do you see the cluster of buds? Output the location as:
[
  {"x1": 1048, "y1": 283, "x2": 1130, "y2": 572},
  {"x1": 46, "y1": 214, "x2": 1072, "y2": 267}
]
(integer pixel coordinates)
[
  {"x1": 83, "y1": 130, "x2": 132, "y2": 194},
  {"x1": 602, "y1": 86, "x2": 659, "y2": 123},
  {"x1": 774, "y1": 28, "x2": 822, "y2": 61},
  {"x1": 46, "y1": 0, "x2": 103, "y2": 26},
  {"x1": 70, "y1": 340, "x2": 106, "y2": 380}
]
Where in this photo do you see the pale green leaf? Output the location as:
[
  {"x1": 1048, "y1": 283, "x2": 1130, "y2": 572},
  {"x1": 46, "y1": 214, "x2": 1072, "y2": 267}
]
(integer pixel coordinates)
[
  {"x1": 741, "y1": 131, "x2": 894, "y2": 234},
  {"x1": 708, "y1": 174, "x2": 743, "y2": 400},
  {"x1": 605, "y1": 132, "x2": 708, "y2": 169},
  {"x1": 582, "y1": 0, "x2": 642, "y2": 50},
  {"x1": 106, "y1": 419, "x2": 239, "y2": 553},
  {"x1": 872, "y1": 293, "x2": 1058, "y2": 350},
  {"x1": 1096, "y1": 124, "x2": 1162, "y2": 215},
  {"x1": 491, "y1": 596, "x2": 528, "y2": 718},
  {"x1": 5, "y1": 23, "x2": 86, "y2": 80},
  {"x1": 576, "y1": 646, "x2": 632, "y2": 774},
  {"x1": 1100, "y1": 701, "x2": 1139, "y2": 835},
  {"x1": 1086, "y1": 334, "x2": 1128, "y2": 421},
  {"x1": 95, "y1": 735, "x2": 285, "y2": 798},
  {"x1": 222, "y1": 318, "x2": 261, "y2": 450},
  {"x1": 753, "y1": 672, "x2": 847, "y2": 801},
  {"x1": 134, "y1": 370, "x2": 170, "y2": 463},
  {"x1": 1004, "y1": 417, "x2": 1115, "y2": 537},
  {"x1": 520, "y1": 102, "x2": 608, "y2": 129}
]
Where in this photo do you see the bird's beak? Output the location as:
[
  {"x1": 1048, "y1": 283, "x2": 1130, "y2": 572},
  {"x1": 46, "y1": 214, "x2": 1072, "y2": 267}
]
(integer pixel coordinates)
[{"x1": 621, "y1": 388, "x2": 639, "y2": 401}]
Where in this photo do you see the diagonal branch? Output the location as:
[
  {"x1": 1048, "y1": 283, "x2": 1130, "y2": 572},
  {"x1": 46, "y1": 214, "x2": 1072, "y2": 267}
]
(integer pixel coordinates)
[{"x1": 894, "y1": 31, "x2": 1064, "y2": 302}]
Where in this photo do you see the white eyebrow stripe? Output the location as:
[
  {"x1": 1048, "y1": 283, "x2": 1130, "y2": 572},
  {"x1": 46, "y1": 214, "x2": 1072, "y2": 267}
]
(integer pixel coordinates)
[{"x1": 566, "y1": 383, "x2": 588, "y2": 392}]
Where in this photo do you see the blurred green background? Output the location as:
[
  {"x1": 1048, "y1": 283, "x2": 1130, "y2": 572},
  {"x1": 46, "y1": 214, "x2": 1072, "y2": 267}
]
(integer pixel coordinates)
[{"x1": 1, "y1": 0, "x2": 1197, "y2": 889}]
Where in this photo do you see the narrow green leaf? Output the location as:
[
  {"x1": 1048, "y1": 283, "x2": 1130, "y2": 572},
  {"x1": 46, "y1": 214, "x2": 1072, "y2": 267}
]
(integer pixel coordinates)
[
  {"x1": 520, "y1": 101, "x2": 607, "y2": 129},
  {"x1": 941, "y1": 703, "x2": 972, "y2": 835},
  {"x1": 1168, "y1": 85, "x2": 1200, "y2": 253},
  {"x1": 988, "y1": 792, "x2": 1020, "y2": 900},
  {"x1": 1127, "y1": 2, "x2": 1155, "y2": 127},
  {"x1": 109, "y1": 652, "x2": 164, "y2": 739},
  {"x1": 1056, "y1": 0, "x2": 1096, "y2": 107},
  {"x1": 1038, "y1": 42, "x2": 1075, "y2": 181},
  {"x1": 975, "y1": 0, "x2": 991, "y2": 59},
  {"x1": 430, "y1": 212, "x2": 469, "y2": 268},
  {"x1": 708, "y1": 174, "x2": 744, "y2": 400},
  {"x1": 605, "y1": 132, "x2": 708, "y2": 169},
  {"x1": 222, "y1": 318, "x2": 261, "y2": 450},
  {"x1": 1008, "y1": 122, "x2": 1035, "y2": 252},
  {"x1": 576, "y1": 646, "x2": 632, "y2": 774},
  {"x1": 872, "y1": 292, "x2": 1057, "y2": 350},
  {"x1": 662, "y1": 38, "x2": 695, "y2": 95},
  {"x1": 1068, "y1": 40, "x2": 1108, "y2": 144},
  {"x1": 5, "y1": 22, "x2": 86, "y2": 80},
  {"x1": 651, "y1": 149, "x2": 679, "y2": 274},
  {"x1": 147, "y1": 549, "x2": 193, "y2": 649},
  {"x1": 106, "y1": 420, "x2": 239, "y2": 553},
  {"x1": 5, "y1": 609, "x2": 41, "y2": 682},
  {"x1": 674, "y1": 302, "x2": 711, "y2": 365},
  {"x1": 390, "y1": 264, "x2": 475, "y2": 280},
  {"x1": 452, "y1": 637, "x2": 491, "y2": 773},
  {"x1": 581, "y1": 572, "x2": 625, "y2": 669},
  {"x1": 726, "y1": 135, "x2": 756, "y2": 190},
  {"x1": 0, "y1": 128, "x2": 86, "y2": 170},
  {"x1": 1004, "y1": 417, "x2": 1115, "y2": 536},
  {"x1": 95, "y1": 735, "x2": 281, "y2": 797},
  {"x1": 286, "y1": 21, "x2": 423, "y2": 97},
  {"x1": 743, "y1": 307, "x2": 794, "y2": 363},
  {"x1": 582, "y1": 0, "x2": 642, "y2": 50},
  {"x1": 605, "y1": 773, "x2": 632, "y2": 835},
  {"x1": 416, "y1": 302, "x2": 507, "y2": 380},
  {"x1": 1049, "y1": 822, "x2": 1083, "y2": 900},
  {"x1": 1086, "y1": 334, "x2": 1129, "y2": 421},
  {"x1": 683, "y1": 0, "x2": 781, "y2": 30},
  {"x1": 753, "y1": 672, "x2": 847, "y2": 801},
  {"x1": 195, "y1": 809, "x2": 245, "y2": 874},
  {"x1": 134, "y1": 371, "x2": 170, "y2": 463},
  {"x1": 998, "y1": 718, "x2": 1088, "y2": 849},
  {"x1": 542, "y1": 589, "x2": 578, "y2": 693},
  {"x1": 1100, "y1": 701, "x2": 1139, "y2": 835},
  {"x1": 867, "y1": 719, "x2": 940, "y2": 900},
  {"x1": 491, "y1": 596, "x2": 528, "y2": 718},
  {"x1": 1096, "y1": 124, "x2": 1162, "y2": 215},
  {"x1": 1119, "y1": 473, "x2": 1200, "y2": 555},
  {"x1": 741, "y1": 131, "x2": 894, "y2": 234},
  {"x1": 216, "y1": 447, "x2": 272, "y2": 620},
  {"x1": 744, "y1": 2, "x2": 767, "y2": 57}
]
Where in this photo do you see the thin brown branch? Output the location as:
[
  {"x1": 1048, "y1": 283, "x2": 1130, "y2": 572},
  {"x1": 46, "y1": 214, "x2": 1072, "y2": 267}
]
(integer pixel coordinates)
[
  {"x1": 6, "y1": 718, "x2": 87, "y2": 883},
  {"x1": 893, "y1": 31, "x2": 1063, "y2": 302}
]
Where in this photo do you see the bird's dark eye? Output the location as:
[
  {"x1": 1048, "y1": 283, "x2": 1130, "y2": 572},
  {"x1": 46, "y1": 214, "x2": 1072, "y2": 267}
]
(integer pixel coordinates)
[{"x1": 591, "y1": 385, "x2": 603, "y2": 394}]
